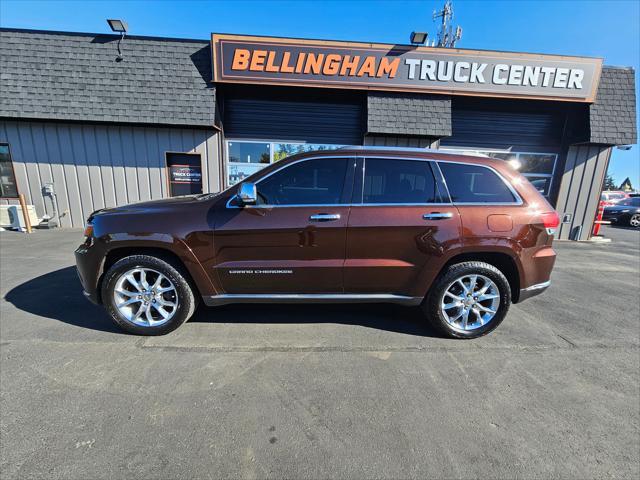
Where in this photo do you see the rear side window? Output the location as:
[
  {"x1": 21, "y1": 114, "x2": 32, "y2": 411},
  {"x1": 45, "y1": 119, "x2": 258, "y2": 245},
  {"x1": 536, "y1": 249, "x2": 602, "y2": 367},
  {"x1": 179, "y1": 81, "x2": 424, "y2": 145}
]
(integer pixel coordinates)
[
  {"x1": 362, "y1": 158, "x2": 440, "y2": 204},
  {"x1": 439, "y1": 162, "x2": 517, "y2": 204}
]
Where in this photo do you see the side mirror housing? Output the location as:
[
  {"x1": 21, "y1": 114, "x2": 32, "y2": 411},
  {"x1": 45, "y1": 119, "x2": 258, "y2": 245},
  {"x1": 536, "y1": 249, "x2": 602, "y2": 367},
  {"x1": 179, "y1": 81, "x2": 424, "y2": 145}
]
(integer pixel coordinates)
[{"x1": 237, "y1": 182, "x2": 257, "y2": 206}]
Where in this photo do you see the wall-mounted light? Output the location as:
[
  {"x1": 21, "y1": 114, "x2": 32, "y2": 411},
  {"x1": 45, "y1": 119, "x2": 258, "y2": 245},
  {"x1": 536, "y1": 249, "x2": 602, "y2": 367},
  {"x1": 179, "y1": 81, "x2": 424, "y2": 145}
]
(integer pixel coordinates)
[
  {"x1": 410, "y1": 31, "x2": 428, "y2": 46},
  {"x1": 107, "y1": 19, "x2": 128, "y2": 61}
]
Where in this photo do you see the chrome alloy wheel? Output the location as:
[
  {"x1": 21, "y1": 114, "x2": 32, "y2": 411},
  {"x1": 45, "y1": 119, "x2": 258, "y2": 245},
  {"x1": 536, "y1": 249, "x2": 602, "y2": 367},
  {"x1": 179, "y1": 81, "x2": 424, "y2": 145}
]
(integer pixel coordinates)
[
  {"x1": 630, "y1": 214, "x2": 640, "y2": 228},
  {"x1": 113, "y1": 268, "x2": 178, "y2": 327},
  {"x1": 440, "y1": 274, "x2": 500, "y2": 331}
]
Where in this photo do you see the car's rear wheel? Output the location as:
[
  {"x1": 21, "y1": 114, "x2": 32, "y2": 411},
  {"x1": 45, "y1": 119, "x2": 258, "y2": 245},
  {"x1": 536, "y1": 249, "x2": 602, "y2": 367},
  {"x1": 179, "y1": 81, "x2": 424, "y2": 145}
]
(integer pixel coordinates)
[
  {"x1": 423, "y1": 261, "x2": 511, "y2": 339},
  {"x1": 629, "y1": 213, "x2": 640, "y2": 228},
  {"x1": 101, "y1": 255, "x2": 196, "y2": 335}
]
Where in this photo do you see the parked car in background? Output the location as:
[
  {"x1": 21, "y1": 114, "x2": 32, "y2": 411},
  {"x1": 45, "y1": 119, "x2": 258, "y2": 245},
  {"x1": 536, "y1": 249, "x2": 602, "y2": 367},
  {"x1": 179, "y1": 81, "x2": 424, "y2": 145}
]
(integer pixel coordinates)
[
  {"x1": 602, "y1": 197, "x2": 640, "y2": 228},
  {"x1": 75, "y1": 147, "x2": 559, "y2": 339},
  {"x1": 600, "y1": 190, "x2": 630, "y2": 206}
]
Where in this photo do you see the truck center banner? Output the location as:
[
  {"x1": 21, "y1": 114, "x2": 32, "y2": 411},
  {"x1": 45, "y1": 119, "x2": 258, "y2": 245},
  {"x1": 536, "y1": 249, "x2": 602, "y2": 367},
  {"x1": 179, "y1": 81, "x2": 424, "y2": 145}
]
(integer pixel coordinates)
[{"x1": 212, "y1": 34, "x2": 603, "y2": 102}]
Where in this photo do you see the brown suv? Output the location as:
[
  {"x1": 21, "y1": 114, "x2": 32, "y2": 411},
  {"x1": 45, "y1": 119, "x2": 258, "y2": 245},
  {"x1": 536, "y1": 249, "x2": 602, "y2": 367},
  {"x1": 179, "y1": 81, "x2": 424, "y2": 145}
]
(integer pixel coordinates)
[{"x1": 75, "y1": 147, "x2": 559, "y2": 338}]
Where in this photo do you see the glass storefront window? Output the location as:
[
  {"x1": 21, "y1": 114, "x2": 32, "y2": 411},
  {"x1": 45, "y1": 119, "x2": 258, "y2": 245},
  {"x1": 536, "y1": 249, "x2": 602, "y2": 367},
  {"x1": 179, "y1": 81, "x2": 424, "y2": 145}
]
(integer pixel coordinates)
[
  {"x1": 517, "y1": 153, "x2": 556, "y2": 175},
  {"x1": 226, "y1": 140, "x2": 342, "y2": 186},
  {"x1": 228, "y1": 142, "x2": 270, "y2": 164},
  {"x1": 525, "y1": 176, "x2": 552, "y2": 195},
  {"x1": 273, "y1": 143, "x2": 341, "y2": 162},
  {"x1": 441, "y1": 148, "x2": 557, "y2": 197},
  {"x1": 0, "y1": 144, "x2": 18, "y2": 198}
]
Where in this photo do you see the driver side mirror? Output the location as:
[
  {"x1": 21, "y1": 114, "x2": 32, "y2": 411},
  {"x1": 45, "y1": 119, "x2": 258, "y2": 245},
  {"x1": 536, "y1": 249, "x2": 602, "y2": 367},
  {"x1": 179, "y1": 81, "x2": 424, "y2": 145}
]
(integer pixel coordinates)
[{"x1": 237, "y1": 182, "x2": 257, "y2": 206}]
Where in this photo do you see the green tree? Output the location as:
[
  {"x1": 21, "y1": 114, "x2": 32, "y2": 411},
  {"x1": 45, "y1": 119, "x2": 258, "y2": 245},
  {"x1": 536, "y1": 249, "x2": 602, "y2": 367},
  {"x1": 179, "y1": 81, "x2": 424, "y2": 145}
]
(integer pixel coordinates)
[{"x1": 603, "y1": 173, "x2": 617, "y2": 191}]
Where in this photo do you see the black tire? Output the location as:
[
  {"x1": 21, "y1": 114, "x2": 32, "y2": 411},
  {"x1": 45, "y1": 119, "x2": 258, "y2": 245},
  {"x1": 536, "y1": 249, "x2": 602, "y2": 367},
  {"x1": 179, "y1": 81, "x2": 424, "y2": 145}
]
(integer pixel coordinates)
[
  {"x1": 101, "y1": 254, "x2": 197, "y2": 335},
  {"x1": 629, "y1": 213, "x2": 640, "y2": 228},
  {"x1": 423, "y1": 261, "x2": 511, "y2": 339}
]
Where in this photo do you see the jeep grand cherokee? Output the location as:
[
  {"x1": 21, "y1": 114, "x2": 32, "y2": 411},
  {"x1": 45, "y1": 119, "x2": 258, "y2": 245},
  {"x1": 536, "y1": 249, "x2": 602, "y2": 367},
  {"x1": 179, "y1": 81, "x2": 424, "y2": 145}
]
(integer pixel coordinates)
[{"x1": 75, "y1": 147, "x2": 558, "y2": 338}]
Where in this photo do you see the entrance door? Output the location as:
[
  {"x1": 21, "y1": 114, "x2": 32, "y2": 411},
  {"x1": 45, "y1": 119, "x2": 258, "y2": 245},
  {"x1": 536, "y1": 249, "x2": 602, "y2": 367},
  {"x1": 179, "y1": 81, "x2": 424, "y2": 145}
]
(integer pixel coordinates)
[
  {"x1": 344, "y1": 157, "x2": 461, "y2": 297},
  {"x1": 213, "y1": 156, "x2": 355, "y2": 294}
]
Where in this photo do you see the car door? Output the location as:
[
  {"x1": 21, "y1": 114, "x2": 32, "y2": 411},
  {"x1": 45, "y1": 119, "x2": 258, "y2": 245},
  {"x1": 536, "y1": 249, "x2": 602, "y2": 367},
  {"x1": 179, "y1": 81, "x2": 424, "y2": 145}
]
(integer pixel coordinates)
[
  {"x1": 213, "y1": 156, "x2": 355, "y2": 294},
  {"x1": 344, "y1": 156, "x2": 462, "y2": 298}
]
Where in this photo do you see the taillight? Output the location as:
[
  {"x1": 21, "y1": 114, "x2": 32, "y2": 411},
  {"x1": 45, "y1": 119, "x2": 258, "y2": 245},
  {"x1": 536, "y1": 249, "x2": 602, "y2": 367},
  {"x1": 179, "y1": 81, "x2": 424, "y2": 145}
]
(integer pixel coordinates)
[{"x1": 541, "y1": 211, "x2": 560, "y2": 235}]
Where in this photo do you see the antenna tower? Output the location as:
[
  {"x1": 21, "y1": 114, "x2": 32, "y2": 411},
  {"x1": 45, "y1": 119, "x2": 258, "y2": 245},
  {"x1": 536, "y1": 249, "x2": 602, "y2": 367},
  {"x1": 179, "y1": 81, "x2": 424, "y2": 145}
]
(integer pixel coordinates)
[{"x1": 433, "y1": 0, "x2": 463, "y2": 48}]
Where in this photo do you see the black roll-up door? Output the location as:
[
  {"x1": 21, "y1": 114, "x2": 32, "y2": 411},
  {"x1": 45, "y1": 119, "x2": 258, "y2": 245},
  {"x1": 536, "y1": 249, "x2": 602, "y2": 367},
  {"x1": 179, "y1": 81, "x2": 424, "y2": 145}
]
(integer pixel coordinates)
[
  {"x1": 440, "y1": 98, "x2": 566, "y2": 152},
  {"x1": 222, "y1": 87, "x2": 364, "y2": 145},
  {"x1": 441, "y1": 110, "x2": 565, "y2": 151}
]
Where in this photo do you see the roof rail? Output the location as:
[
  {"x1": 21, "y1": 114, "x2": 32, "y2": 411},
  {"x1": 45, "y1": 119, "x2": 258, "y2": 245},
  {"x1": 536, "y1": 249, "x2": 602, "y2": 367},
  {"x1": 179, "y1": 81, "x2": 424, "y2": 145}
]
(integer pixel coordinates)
[{"x1": 337, "y1": 146, "x2": 490, "y2": 158}]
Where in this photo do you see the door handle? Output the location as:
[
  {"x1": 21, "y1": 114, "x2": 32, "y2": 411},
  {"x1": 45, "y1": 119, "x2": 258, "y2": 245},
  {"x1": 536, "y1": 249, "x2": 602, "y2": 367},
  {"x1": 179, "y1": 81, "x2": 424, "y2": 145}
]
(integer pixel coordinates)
[
  {"x1": 423, "y1": 212, "x2": 453, "y2": 220},
  {"x1": 309, "y1": 213, "x2": 341, "y2": 222}
]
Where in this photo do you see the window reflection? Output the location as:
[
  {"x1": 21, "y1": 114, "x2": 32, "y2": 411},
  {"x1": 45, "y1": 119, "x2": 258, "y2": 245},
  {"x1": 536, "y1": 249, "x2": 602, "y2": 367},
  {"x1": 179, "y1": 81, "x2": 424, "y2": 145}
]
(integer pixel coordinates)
[
  {"x1": 441, "y1": 148, "x2": 557, "y2": 197},
  {"x1": 226, "y1": 140, "x2": 342, "y2": 186}
]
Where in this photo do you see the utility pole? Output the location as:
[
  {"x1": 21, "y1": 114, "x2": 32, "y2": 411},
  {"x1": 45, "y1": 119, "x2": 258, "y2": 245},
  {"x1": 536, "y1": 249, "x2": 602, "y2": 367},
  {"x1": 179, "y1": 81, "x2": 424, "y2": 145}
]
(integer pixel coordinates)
[{"x1": 433, "y1": 0, "x2": 463, "y2": 48}]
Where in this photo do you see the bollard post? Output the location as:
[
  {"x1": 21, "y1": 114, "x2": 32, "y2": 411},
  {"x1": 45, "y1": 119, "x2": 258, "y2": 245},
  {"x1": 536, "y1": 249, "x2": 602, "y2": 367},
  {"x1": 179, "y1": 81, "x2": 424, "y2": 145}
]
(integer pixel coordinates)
[
  {"x1": 18, "y1": 193, "x2": 32, "y2": 234},
  {"x1": 592, "y1": 202, "x2": 604, "y2": 236}
]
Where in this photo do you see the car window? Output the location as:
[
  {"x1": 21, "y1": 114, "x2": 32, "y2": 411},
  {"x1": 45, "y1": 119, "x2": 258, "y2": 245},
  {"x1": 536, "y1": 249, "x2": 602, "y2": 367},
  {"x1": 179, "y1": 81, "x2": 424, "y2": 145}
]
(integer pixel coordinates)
[
  {"x1": 618, "y1": 198, "x2": 640, "y2": 206},
  {"x1": 362, "y1": 158, "x2": 440, "y2": 204},
  {"x1": 439, "y1": 162, "x2": 516, "y2": 203},
  {"x1": 257, "y1": 157, "x2": 348, "y2": 205}
]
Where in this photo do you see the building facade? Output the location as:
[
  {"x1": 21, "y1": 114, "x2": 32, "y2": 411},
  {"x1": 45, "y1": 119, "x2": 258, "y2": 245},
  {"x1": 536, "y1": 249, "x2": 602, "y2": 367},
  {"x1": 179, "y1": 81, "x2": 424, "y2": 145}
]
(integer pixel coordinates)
[{"x1": 0, "y1": 28, "x2": 636, "y2": 240}]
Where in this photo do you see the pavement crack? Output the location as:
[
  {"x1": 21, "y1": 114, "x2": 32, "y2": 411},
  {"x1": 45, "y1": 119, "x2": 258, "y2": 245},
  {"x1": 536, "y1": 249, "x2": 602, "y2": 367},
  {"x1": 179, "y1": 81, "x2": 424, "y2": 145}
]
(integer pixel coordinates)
[{"x1": 556, "y1": 333, "x2": 578, "y2": 347}]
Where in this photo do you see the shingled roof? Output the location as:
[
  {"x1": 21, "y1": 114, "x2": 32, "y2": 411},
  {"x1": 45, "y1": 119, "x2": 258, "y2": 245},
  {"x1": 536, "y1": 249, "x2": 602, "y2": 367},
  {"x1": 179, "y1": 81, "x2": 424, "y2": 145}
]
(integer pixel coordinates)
[
  {"x1": 590, "y1": 67, "x2": 637, "y2": 145},
  {"x1": 367, "y1": 91, "x2": 452, "y2": 137},
  {"x1": 0, "y1": 28, "x2": 216, "y2": 127}
]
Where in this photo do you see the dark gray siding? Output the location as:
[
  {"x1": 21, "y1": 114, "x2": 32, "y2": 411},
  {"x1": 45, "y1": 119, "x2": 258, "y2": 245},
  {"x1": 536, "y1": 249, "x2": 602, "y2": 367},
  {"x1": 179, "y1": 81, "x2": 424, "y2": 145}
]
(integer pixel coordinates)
[
  {"x1": 0, "y1": 29, "x2": 216, "y2": 127},
  {"x1": 0, "y1": 120, "x2": 221, "y2": 228},
  {"x1": 367, "y1": 92, "x2": 451, "y2": 137},
  {"x1": 555, "y1": 145, "x2": 612, "y2": 241},
  {"x1": 590, "y1": 67, "x2": 637, "y2": 145},
  {"x1": 364, "y1": 135, "x2": 438, "y2": 148}
]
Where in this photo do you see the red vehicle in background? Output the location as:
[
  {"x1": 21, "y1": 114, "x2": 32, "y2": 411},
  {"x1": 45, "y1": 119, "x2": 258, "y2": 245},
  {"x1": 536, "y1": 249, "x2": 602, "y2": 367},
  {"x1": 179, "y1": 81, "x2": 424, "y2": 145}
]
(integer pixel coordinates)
[{"x1": 600, "y1": 190, "x2": 630, "y2": 206}]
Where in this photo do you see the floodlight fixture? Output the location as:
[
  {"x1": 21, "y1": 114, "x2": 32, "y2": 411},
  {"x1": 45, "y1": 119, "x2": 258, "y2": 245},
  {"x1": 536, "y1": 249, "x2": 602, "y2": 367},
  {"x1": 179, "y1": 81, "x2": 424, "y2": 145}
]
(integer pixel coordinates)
[
  {"x1": 107, "y1": 19, "x2": 128, "y2": 33},
  {"x1": 106, "y1": 19, "x2": 128, "y2": 61},
  {"x1": 410, "y1": 31, "x2": 428, "y2": 46}
]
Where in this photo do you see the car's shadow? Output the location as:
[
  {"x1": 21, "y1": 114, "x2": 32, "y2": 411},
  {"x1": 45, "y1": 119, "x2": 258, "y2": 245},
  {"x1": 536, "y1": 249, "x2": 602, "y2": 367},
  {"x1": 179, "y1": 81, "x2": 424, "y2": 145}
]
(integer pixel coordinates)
[
  {"x1": 609, "y1": 223, "x2": 639, "y2": 231},
  {"x1": 4, "y1": 266, "x2": 440, "y2": 338}
]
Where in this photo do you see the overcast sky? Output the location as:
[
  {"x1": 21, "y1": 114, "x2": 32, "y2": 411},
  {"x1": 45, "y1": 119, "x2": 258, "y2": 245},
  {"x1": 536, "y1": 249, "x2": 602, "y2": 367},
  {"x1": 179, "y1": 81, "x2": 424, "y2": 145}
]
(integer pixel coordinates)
[{"x1": 2, "y1": 0, "x2": 638, "y2": 186}]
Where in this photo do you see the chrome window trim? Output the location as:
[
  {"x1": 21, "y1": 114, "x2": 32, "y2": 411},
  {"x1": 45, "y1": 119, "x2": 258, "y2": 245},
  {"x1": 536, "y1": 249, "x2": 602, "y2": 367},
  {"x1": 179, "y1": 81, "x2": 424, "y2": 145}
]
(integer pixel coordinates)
[
  {"x1": 359, "y1": 156, "x2": 447, "y2": 206},
  {"x1": 354, "y1": 202, "x2": 453, "y2": 207},
  {"x1": 226, "y1": 154, "x2": 524, "y2": 208},
  {"x1": 440, "y1": 147, "x2": 558, "y2": 197},
  {"x1": 225, "y1": 139, "x2": 345, "y2": 188},
  {"x1": 226, "y1": 155, "x2": 353, "y2": 209}
]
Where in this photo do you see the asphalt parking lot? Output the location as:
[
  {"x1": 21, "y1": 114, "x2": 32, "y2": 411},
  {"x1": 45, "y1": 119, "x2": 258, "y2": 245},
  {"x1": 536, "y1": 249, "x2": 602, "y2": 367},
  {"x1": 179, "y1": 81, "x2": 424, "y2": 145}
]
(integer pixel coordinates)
[{"x1": 1, "y1": 225, "x2": 638, "y2": 479}]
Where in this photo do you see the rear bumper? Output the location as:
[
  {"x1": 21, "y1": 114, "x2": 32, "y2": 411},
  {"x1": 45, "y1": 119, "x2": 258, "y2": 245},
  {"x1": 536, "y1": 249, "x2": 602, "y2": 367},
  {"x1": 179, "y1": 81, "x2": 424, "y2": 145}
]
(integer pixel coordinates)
[{"x1": 518, "y1": 281, "x2": 550, "y2": 302}]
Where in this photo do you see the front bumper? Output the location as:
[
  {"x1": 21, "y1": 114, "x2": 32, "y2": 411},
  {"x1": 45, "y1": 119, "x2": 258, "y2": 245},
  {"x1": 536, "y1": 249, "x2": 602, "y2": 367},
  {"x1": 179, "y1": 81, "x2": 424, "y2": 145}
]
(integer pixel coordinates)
[
  {"x1": 75, "y1": 243, "x2": 104, "y2": 304},
  {"x1": 518, "y1": 281, "x2": 550, "y2": 302}
]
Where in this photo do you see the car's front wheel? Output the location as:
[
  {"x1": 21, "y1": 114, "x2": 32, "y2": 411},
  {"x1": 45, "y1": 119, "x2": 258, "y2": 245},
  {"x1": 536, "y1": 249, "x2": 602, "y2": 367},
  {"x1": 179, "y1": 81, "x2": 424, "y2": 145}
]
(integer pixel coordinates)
[
  {"x1": 101, "y1": 255, "x2": 197, "y2": 335},
  {"x1": 423, "y1": 261, "x2": 511, "y2": 339},
  {"x1": 629, "y1": 213, "x2": 640, "y2": 228}
]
